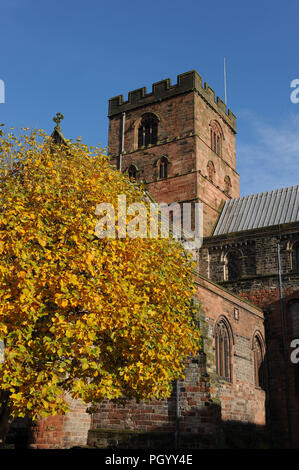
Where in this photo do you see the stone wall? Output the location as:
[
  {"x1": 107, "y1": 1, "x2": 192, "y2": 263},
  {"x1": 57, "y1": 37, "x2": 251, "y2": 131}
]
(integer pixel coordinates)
[
  {"x1": 28, "y1": 395, "x2": 91, "y2": 449},
  {"x1": 108, "y1": 70, "x2": 240, "y2": 236},
  {"x1": 199, "y1": 222, "x2": 299, "y2": 447}
]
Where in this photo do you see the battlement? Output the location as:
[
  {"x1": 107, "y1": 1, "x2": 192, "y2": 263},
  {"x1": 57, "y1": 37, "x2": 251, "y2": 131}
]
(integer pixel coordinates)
[{"x1": 108, "y1": 70, "x2": 236, "y2": 132}]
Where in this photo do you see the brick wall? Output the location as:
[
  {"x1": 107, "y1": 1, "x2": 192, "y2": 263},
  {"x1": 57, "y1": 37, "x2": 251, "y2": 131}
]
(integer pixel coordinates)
[{"x1": 29, "y1": 395, "x2": 91, "y2": 449}]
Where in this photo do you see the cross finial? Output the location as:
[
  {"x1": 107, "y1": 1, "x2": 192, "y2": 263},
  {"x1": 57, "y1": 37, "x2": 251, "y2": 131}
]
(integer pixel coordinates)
[{"x1": 53, "y1": 112, "x2": 64, "y2": 128}]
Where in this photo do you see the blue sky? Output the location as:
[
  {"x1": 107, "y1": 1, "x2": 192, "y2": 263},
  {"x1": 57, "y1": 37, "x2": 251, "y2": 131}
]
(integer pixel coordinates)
[{"x1": 1, "y1": 0, "x2": 299, "y2": 196}]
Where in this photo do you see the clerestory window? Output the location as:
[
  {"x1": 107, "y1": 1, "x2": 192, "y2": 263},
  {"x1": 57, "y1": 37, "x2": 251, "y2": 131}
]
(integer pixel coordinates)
[
  {"x1": 293, "y1": 242, "x2": 299, "y2": 272},
  {"x1": 226, "y1": 250, "x2": 241, "y2": 281},
  {"x1": 128, "y1": 165, "x2": 137, "y2": 180}
]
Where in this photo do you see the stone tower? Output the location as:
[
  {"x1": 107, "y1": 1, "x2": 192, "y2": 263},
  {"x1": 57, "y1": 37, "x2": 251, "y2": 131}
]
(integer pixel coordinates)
[{"x1": 108, "y1": 70, "x2": 239, "y2": 236}]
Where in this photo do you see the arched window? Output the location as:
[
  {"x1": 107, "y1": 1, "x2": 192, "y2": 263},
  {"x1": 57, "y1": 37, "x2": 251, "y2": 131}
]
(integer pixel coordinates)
[
  {"x1": 159, "y1": 157, "x2": 168, "y2": 179},
  {"x1": 128, "y1": 165, "x2": 137, "y2": 180},
  {"x1": 293, "y1": 242, "x2": 299, "y2": 272},
  {"x1": 253, "y1": 335, "x2": 265, "y2": 388},
  {"x1": 210, "y1": 121, "x2": 223, "y2": 156},
  {"x1": 138, "y1": 113, "x2": 158, "y2": 148},
  {"x1": 226, "y1": 250, "x2": 241, "y2": 281},
  {"x1": 207, "y1": 160, "x2": 215, "y2": 182},
  {"x1": 224, "y1": 175, "x2": 232, "y2": 195},
  {"x1": 215, "y1": 319, "x2": 232, "y2": 381}
]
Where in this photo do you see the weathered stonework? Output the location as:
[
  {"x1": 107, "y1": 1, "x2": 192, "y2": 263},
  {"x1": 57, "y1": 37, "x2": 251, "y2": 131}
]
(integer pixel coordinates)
[
  {"x1": 108, "y1": 70, "x2": 240, "y2": 236},
  {"x1": 200, "y1": 222, "x2": 299, "y2": 447}
]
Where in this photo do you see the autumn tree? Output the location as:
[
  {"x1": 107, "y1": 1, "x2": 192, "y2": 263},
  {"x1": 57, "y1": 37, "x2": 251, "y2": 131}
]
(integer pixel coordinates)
[{"x1": 0, "y1": 125, "x2": 200, "y2": 443}]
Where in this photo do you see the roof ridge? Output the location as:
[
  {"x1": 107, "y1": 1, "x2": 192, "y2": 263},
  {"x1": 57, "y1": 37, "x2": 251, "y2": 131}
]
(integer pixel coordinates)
[{"x1": 232, "y1": 184, "x2": 299, "y2": 203}]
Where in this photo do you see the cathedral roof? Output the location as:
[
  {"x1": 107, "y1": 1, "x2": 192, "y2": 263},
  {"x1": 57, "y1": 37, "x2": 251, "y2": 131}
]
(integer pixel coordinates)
[{"x1": 213, "y1": 185, "x2": 299, "y2": 235}]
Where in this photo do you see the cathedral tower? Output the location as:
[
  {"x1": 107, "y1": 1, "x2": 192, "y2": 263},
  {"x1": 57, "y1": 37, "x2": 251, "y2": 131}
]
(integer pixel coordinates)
[{"x1": 108, "y1": 70, "x2": 239, "y2": 236}]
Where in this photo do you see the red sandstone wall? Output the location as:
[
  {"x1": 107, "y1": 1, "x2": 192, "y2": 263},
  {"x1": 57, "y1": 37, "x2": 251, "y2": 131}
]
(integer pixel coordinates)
[
  {"x1": 108, "y1": 81, "x2": 239, "y2": 236},
  {"x1": 237, "y1": 288, "x2": 299, "y2": 447},
  {"x1": 195, "y1": 276, "x2": 266, "y2": 426},
  {"x1": 29, "y1": 395, "x2": 91, "y2": 449}
]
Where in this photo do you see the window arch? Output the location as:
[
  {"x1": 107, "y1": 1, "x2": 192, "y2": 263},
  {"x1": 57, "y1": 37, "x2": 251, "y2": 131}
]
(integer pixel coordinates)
[
  {"x1": 292, "y1": 242, "x2": 299, "y2": 272},
  {"x1": 215, "y1": 318, "x2": 232, "y2": 381},
  {"x1": 253, "y1": 334, "x2": 265, "y2": 388},
  {"x1": 138, "y1": 113, "x2": 158, "y2": 148},
  {"x1": 158, "y1": 156, "x2": 168, "y2": 179},
  {"x1": 207, "y1": 160, "x2": 216, "y2": 182},
  {"x1": 128, "y1": 164, "x2": 137, "y2": 180},
  {"x1": 226, "y1": 249, "x2": 242, "y2": 281},
  {"x1": 210, "y1": 121, "x2": 223, "y2": 156}
]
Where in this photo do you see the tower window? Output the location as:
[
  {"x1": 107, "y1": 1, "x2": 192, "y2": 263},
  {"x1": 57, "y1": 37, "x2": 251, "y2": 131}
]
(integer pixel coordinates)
[
  {"x1": 159, "y1": 157, "x2": 168, "y2": 179},
  {"x1": 253, "y1": 335, "x2": 265, "y2": 389},
  {"x1": 138, "y1": 114, "x2": 158, "y2": 148},
  {"x1": 215, "y1": 319, "x2": 232, "y2": 381},
  {"x1": 210, "y1": 121, "x2": 223, "y2": 156}
]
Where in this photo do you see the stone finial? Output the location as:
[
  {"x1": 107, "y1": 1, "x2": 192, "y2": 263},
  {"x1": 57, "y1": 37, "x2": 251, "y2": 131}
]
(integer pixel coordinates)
[
  {"x1": 51, "y1": 113, "x2": 67, "y2": 144},
  {"x1": 53, "y1": 112, "x2": 64, "y2": 129}
]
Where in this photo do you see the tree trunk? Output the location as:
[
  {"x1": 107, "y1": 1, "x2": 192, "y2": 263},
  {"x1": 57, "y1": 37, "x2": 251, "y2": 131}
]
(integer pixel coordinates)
[{"x1": 0, "y1": 392, "x2": 12, "y2": 447}]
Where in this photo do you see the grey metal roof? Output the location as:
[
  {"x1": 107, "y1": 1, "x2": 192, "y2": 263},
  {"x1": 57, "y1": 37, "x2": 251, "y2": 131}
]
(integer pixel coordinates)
[{"x1": 213, "y1": 185, "x2": 299, "y2": 235}]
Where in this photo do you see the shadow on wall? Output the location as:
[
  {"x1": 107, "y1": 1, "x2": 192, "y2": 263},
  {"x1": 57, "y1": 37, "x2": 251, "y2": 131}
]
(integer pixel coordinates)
[
  {"x1": 5, "y1": 308, "x2": 296, "y2": 450},
  {"x1": 4, "y1": 400, "x2": 272, "y2": 450},
  {"x1": 263, "y1": 290, "x2": 299, "y2": 450},
  {"x1": 86, "y1": 409, "x2": 272, "y2": 450},
  {"x1": 3, "y1": 351, "x2": 274, "y2": 449}
]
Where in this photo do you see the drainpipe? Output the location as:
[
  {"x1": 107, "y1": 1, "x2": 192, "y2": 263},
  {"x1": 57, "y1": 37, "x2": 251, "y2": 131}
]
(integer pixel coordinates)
[
  {"x1": 119, "y1": 112, "x2": 126, "y2": 172},
  {"x1": 277, "y1": 238, "x2": 293, "y2": 448},
  {"x1": 174, "y1": 380, "x2": 180, "y2": 449},
  {"x1": 263, "y1": 315, "x2": 274, "y2": 440}
]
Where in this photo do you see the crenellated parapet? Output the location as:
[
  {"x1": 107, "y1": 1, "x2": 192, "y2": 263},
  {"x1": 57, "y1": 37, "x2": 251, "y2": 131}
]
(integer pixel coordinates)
[{"x1": 108, "y1": 70, "x2": 236, "y2": 132}]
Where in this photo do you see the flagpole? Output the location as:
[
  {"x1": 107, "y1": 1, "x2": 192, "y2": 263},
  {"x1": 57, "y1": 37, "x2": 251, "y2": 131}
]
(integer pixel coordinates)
[{"x1": 224, "y1": 57, "x2": 227, "y2": 106}]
